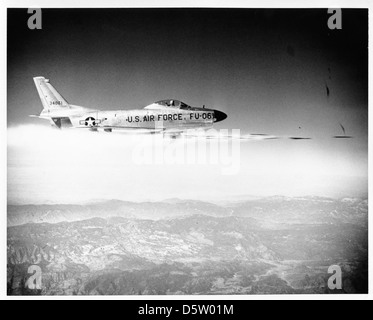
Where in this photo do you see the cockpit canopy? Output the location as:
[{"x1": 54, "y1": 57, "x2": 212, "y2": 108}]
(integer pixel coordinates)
[{"x1": 154, "y1": 100, "x2": 192, "y2": 109}]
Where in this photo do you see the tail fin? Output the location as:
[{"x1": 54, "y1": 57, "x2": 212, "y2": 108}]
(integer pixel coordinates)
[{"x1": 33, "y1": 77, "x2": 70, "y2": 111}]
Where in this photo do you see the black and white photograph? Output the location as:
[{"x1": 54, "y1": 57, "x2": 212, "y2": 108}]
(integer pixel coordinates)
[{"x1": 4, "y1": 2, "x2": 369, "y2": 300}]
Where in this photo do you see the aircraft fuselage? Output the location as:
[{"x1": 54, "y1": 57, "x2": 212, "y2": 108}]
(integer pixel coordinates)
[{"x1": 72, "y1": 108, "x2": 217, "y2": 132}]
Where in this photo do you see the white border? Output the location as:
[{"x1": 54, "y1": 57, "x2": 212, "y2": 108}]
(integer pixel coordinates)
[
  {"x1": 1, "y1": 0, "x2": 371, "y2": 301},
  {"x1": 3, "y1": 0, "x2": 372, "y2": 8}
]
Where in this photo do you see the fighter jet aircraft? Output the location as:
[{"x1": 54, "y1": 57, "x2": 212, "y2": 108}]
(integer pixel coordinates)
[
  {"x1": 31, "y1": 77, "x2": 228, "y2": 135},
  {"x1": 31, "y1": 76, "x2": 315, "y2": 140}
]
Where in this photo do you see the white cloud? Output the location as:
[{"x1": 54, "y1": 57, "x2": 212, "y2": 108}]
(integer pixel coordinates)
[{"x1": 7, "y1": 125, "x2": 367, "y2": 204}]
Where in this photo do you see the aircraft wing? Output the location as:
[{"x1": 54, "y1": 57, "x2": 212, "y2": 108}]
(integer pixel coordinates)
[{"x1": 180, "y1": 131, "x2": 312, "y2": 141}]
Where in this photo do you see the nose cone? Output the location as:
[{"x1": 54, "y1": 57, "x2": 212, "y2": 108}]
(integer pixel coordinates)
[{"x1": 214, "y1": 110, "x2": 228, "y2": 123}]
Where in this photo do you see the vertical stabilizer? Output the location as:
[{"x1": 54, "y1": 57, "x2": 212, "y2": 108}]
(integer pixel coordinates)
[{"x1": 33, "y1": 77, "x2": 70, "y2": 111}]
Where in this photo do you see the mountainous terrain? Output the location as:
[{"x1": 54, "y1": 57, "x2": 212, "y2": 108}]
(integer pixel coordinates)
[{"x1": 7, "y1": 197, "x2": 368, "y2": 295}]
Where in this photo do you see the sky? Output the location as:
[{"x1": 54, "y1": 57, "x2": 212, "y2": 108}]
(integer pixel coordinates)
[{"x1": 7, "y1": 9, "x2": 368, "y2": 204}]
